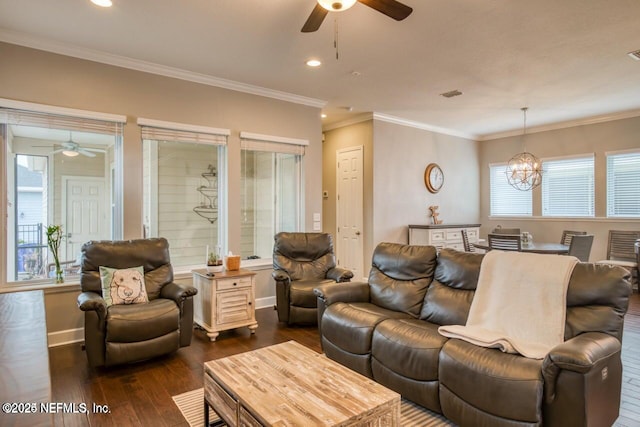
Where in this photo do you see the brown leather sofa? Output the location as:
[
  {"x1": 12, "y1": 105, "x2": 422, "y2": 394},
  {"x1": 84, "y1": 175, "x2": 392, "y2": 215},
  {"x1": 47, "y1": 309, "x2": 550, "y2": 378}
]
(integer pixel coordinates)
[
  {"x1": 77, "y1": 238, "x2": 197, "y2": 367},
  {"x1": 273, "y1": 232, "x2": 353, "y2": 325},
  {"x1": 315, "y1": 243, "x2": 631, "y2": 426}
]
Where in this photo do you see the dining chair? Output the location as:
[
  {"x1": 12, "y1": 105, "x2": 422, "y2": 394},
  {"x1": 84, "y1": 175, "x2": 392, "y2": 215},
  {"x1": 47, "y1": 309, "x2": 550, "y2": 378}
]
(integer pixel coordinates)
[
  {"x1": 488, "y1": 233, "x2": 521, "y2": 251},
  {"x1": 596, "y1": 230, "x2": 640, "y2": 291},
  {"x1": 560, "y1": 230, "x2": 587, "y2": 246},
  {"x1": 461, "y1": 229, "x2": 474, "y2": 252},
  {"x1": 491, "y1": 227, "x2": 521, "y2": 235},
  {"x1": 567, "y1": 234, "x2": 594, "y2": 262}
]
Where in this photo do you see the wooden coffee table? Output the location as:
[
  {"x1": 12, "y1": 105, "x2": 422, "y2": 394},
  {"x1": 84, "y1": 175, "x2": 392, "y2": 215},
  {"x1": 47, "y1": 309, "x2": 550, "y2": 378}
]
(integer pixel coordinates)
[{"x1": 204, "y1": 341, "x2": 400, "y2": 426}]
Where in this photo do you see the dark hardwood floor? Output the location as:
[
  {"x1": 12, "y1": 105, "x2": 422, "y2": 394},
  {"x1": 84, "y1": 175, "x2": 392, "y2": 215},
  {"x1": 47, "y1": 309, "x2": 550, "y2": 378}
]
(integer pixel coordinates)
[{"x1": 48, "y1": 296, "x2": 640, "y2": 427}]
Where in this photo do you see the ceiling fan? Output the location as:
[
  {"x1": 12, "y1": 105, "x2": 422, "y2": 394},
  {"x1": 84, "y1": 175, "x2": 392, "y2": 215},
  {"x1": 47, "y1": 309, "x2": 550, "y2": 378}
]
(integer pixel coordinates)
[
  {"x1": 302, "y1": 0, "x2": 413, "y2": 32},
  {"x1": 51, "y1": 141, "x2": 106, "y2": 158}
]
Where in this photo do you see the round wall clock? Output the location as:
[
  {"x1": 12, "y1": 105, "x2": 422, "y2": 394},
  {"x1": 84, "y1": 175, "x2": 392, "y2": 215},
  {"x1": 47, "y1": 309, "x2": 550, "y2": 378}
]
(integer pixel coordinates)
[{"x1": 424, "y1": 163, "x2": 444, "y2": 193}]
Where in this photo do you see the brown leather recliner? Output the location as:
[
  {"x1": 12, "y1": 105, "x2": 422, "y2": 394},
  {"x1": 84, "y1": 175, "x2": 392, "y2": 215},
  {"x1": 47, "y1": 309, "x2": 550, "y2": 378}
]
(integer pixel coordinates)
[
  {"x1": 77, "y1": 238, "x2": 197, "y2": 367},
  {"x1": 272, "y1": 232, "x2": 353, "y2": 325},
  {"x1": 316, "y1": 244, "x2": 631, "y2": 426}
]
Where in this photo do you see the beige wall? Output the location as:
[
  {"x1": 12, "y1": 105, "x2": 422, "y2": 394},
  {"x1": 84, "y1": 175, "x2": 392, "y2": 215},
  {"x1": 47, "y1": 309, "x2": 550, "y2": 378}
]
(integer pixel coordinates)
[
  {"x1": 323, "y1": 119, "x2": 481, "y2": 273},
  {"x1": 1, "y1": 42, "x2": 321, "y2": 334},
  {"x1": 480, "y1": 115, "x2": 640, "y2": 261}
]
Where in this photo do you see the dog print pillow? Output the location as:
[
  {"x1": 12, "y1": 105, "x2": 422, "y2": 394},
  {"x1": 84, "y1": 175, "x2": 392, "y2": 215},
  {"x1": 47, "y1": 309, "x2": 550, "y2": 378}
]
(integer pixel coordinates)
[{"x1": 100, "y1": 266, "x2": 149, "y2": 306}]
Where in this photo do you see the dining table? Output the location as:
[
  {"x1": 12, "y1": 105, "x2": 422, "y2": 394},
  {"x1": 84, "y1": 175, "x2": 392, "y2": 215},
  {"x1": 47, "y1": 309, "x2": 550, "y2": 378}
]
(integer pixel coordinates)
[{"x1": 473, "y1": 241, "x2": 570, "y2": 254}]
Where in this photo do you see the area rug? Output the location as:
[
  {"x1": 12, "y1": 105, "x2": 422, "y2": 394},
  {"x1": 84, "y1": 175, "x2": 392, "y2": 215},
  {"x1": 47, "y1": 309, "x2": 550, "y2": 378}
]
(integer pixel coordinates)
[{"x1": 173, "y1": 388, "x2": 454, "y2": 426}]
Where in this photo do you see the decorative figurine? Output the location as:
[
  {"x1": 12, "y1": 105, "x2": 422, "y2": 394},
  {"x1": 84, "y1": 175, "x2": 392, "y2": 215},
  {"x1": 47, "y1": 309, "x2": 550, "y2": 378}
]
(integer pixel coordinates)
[{"x1": 428, "y1": 205, "x2": 443, "y2": 225}]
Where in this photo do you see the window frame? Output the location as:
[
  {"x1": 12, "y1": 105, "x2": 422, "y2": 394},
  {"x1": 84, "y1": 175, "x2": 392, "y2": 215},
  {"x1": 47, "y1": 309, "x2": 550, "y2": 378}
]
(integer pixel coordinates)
[
  {"x1": 1, "y1": 99, "x2": 125, "y2": 287},
  {"x1": 541, "y1": 154, "x2": 595, "y2": 218},
  {"x1": 606, "y1": 149, "x2": 640, "y2": 218}
]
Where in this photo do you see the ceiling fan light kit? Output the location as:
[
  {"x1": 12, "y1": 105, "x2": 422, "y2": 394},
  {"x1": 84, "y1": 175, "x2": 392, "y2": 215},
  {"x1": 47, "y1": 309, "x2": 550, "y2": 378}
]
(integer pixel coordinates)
[
  {"x1": 318, "y1": 0, "x2": 357, "y2": 11},
  {"x1": 62, "y1": 150, "x2": 80, "y2": 157}
]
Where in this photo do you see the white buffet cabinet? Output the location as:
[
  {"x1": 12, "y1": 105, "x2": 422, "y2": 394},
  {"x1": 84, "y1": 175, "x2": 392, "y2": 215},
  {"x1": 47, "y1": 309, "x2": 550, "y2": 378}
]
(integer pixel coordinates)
[{"x1": 408, "y1": 224, "x2": 481, "y2": 251}]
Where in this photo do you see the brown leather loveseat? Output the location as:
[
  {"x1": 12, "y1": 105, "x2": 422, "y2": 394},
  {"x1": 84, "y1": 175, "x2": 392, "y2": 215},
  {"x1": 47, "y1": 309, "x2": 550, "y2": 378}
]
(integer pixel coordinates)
[{"x1": 315, "y1": 243, "x2": 631, "y2": 426}]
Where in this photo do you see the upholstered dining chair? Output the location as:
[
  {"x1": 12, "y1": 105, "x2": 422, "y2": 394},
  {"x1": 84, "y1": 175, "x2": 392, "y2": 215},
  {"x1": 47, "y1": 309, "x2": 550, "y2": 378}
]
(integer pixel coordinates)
[
  {"x1": 77, "y1": 238, "x2": 197, "y2": 367},
  {"x1": 596, "y1": 230, "x2": 640, "y2": 291},
  {"x1": 273, "y1": 232, "x2": 353, "y2": 326},
  {"x1": 488, "y1": 233, "x2": 521, "y2": 251},
  {"x1": 567, "y1": 234, "x2": 594, "y2": 262},
  {"x1": 560, "y1": 230, "x2": 587, "y2": 246}
]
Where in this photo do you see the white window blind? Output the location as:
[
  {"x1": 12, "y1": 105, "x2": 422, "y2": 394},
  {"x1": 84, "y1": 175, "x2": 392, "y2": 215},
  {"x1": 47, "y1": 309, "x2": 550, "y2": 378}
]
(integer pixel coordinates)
[
  {"x1": 542, "y1": 155, "x2": 594, "y2": 217},
  {"x1": 139, "y1": 119, "x2": 228, "y2": 145},
  {"x1": 607, "y1": 150, "x2": 640, "y2": 217},
  {"x1": 489, "y1": 164, "x2": 532, "y2": 216},
  {"x1": 240, "y1": 131, "x2": 307, "y2": 155},
  {"x1": 0, "y1": 108, "x2": 123, "y2": 135}
]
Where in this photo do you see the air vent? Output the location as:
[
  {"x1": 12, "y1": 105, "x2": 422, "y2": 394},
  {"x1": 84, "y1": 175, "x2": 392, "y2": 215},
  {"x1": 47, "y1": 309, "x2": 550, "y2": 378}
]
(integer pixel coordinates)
[
  {"x1": 628, "y1": 50, "x2": 640, "y2": 61},
  {"x1": 440, "y1": 90, "x2": 463, "y2": 98}
]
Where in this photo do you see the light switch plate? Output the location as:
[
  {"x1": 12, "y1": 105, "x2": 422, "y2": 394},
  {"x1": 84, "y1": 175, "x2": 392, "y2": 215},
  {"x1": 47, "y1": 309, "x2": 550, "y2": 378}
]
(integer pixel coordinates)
[{"x1": 313, "y1": 213, "x2": 321, "y2": 221}]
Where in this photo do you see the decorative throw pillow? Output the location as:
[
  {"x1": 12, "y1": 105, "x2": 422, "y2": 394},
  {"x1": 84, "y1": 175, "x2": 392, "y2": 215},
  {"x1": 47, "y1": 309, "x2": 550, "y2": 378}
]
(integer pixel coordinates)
[{"x1": 100, "y1": 266, "x2": 149, "y2": 306}]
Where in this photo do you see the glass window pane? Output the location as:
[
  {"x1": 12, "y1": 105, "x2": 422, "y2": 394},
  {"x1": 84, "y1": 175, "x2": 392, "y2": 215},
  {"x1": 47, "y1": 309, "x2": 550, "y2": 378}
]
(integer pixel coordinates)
[
  {"x1": 240, "y1": 150, "x2": 300, "y2": 260},
  {"x1": 607, "y1": 151, "x2": 640, "y2": 218},
  {"x1": 542, "y1": 156, "x2": 594, "y2": 217},
  {"x1": 142, "y1": 139, "x2": 223, "y2": 268}
]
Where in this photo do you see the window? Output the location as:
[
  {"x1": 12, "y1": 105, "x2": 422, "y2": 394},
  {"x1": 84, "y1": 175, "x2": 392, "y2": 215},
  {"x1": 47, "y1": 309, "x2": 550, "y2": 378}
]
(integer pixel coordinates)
[
  {"x1": 607, "y1": 150, "x2": 640, "y2": 218},
  {"x1": 489, "y1": 163, "x2": 532, "y2": 216},
  {"x1": 542, "y1": 155, "x2": 594, "y2": 217},
  {"x1": 240, "y1": 132, "x2": 306, "y2": 260},
  {"x1": 140, "y1": 119, "x2": 228, "y2": 270},
  {"x1": 1, "y1": 105, "x2": 124, "y2": 283}
]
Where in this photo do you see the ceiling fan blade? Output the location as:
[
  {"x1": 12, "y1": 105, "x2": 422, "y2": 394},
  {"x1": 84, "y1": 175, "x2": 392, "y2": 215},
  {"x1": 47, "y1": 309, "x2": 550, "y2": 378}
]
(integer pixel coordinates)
[
  {"x1": 301, "y1": 3, "x2": 329, "y2": 32},
  {"x1": 51, "y1": 148, "x2": 64, "y2": 154},
  {"x1": 78, "y1": 149, "x2": 96, "y2": 157},
  {"x1": 358, "y1": 0, "x2": 413, "y2": 21},
  {"x1": 83, "y1": 148, "x2": 106, "y2": 153}
]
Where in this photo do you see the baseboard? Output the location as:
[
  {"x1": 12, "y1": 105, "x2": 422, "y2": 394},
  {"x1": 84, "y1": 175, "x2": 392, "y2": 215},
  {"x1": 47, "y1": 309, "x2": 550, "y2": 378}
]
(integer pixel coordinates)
[
  {"x1": 256, "y1": 296, "x2": 276, "y2": 310},
  {"x1": 48, "y1": 327, "x2": 84, "y2": 347}
]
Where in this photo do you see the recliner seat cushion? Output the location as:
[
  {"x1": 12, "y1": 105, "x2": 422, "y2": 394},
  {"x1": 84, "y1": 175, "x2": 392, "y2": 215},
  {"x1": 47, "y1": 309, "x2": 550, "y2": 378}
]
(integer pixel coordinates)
[
  {"x1": 106, "y1": 298, "x2": 179, "y2": 343},
  {"x1": 372, "y1": 318, "x2": 447, "y2": 381},
  {"x1": 439, "y1": 339, "x2": 544, "y2": 424},
  {"x1": 290, "y1": 279, "x2": 334, "y2": 307},
  {"x1": 322, "y1": 302, "x2": 411, "y2": 355}
]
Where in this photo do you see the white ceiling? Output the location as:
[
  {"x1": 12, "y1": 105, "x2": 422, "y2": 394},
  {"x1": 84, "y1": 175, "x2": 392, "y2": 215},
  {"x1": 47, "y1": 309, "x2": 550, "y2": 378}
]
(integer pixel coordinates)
[{"x1": 1, "y1": 0, "x2": 640, "y2": 139}]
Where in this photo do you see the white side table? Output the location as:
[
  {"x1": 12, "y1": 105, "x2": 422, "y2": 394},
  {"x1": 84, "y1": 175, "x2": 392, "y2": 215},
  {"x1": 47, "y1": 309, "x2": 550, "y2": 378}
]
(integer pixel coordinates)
[{"x1": 192, "y1": 268, "x2": 258, "y2": 341}]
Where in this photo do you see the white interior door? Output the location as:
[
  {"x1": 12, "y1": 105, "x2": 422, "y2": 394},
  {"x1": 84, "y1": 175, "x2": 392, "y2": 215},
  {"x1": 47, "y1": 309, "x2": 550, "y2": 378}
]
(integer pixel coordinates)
[
  {"x1": 63, "y1": 176, "x2": 107, "y2": 262},
  {"x1": 336, "y1": 146, "x2": 364, "y2": 280}
]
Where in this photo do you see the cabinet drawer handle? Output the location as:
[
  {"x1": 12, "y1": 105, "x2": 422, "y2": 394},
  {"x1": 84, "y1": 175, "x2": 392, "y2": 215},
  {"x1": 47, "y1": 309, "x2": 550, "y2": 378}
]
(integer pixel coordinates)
[
  {"x1": 248, "y1": 302, "x2": 252, "y2": 306},
  {"x1": 233, "y1": 282, "x2": 237, "y2": 286}
]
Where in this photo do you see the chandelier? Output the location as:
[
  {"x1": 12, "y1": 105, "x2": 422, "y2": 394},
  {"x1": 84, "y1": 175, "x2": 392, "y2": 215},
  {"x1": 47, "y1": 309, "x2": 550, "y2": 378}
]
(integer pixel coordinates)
[{"x1": 505, "y1": 107, "x2": 543, "y2": 191}]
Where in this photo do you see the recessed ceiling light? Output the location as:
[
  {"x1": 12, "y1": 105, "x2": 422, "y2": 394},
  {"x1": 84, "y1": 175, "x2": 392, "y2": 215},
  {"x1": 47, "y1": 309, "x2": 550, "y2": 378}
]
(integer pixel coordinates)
[
  {"x1": 321, "y1": 113, "x2": 327, "y2": 118},
  {"x1": 91, "y1": 0, "x2": 113, "y2": 7},
  {"x1": 306, "y1": 59, "x2": 322, "y2": 67}
]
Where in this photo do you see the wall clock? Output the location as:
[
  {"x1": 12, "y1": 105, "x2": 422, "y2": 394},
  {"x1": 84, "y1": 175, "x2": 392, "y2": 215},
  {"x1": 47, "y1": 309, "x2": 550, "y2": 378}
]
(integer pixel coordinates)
[{"x1": 424, "y1": 163, "x2": 444, "y2": 193}]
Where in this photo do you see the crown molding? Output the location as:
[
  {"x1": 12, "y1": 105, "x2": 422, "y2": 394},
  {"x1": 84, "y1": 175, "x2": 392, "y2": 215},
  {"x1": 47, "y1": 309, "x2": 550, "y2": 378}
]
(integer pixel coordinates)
[
  {"x1": 0, "y1": 29, "x2": 327, "y2": 109},
  {"x1": 372, "y1": 113, "x2": 478, "y2": 140},
  {"x1": 478, "y1": 108, "x2": 640, "y2": 141},
  {"x1": 322, "y1": 113, "x2": 373, "y2": 132}
]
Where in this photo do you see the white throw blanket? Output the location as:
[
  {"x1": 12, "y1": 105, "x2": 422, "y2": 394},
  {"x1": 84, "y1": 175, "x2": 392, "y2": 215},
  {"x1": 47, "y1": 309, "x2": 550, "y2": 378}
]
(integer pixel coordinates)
[{"x1": 438, "y1": 250, "x2": 578, "y2": 359}]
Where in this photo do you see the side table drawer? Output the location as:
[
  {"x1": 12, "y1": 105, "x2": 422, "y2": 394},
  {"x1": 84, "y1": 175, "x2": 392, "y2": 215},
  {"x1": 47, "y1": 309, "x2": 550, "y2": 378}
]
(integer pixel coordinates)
[
  {"x1": 205, "y1": 373, "x2": 238, "y2": 427},
  {"x1": 430, "y1": 230, "x2": 446, "y2": 242},
  {"x1": 239, "y1": 405, "x2": 262, "y2": 427},
  {"x1": 445, "y1": 230, "x2": 462, "y2": 242},
  {"x1": 217, "y1": 276, "x2": 252, "y2": 291}
]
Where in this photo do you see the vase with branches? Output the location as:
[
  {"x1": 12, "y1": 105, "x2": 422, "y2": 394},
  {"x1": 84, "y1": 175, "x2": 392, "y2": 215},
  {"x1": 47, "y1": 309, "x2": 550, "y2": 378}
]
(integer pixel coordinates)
[{"x1": 46, "y1": 225, "x2": 64, "y2": 284}]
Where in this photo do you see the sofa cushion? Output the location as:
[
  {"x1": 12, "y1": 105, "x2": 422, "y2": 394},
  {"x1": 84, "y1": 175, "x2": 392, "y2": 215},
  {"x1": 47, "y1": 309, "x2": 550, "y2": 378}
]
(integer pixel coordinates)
[
  {"x1": 369, "y1": 243, "x2": 437, "y2": 317},
  {"x1": 290, "y1": 279, "x2": 334, "y2": 307},
  {"x1": 322, "y1": 302, "x2": 411, "y2": 355},
  {"x1": 106, "y1": 298, "x2": 179, "y2": 343},
  {"x1": 439, "y1": 339, "x2": 544, "y2": 424},
  {"x1": 372, "y1": 318, "x2": 446, "y2": 381},
  {"x1": 420, "y1": 249, "x2": 482, "y2": 325}
]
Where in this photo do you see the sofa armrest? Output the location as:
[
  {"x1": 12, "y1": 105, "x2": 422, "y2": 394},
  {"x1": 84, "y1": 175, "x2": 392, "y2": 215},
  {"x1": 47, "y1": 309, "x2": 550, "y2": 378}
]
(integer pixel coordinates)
[
  {"x1": 272, "y1": 269, "x2": 291, "y2": 283},
  {"x1": 314, "y1": 281, "x2": 370, "y2": 307},
  {"x1": 326, "y1": 267, "x2": 354, "y2": 283},
  {"x1": 160, "y1": 281, "x2": 198, "y2": 303},
  {"x1": 77, "y1": 291, "x2": 107, "y2": 314},
  {"x1": 542, "y1": 332, "x2": 621, "y2": 403}
]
